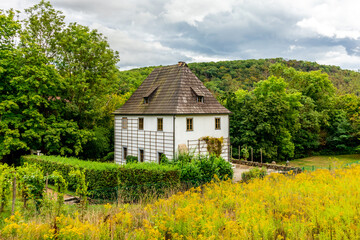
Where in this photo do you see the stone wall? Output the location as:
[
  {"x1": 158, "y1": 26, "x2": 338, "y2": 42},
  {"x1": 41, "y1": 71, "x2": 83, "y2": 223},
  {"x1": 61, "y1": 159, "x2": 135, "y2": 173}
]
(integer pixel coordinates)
[{"x1": 232, "y1": 159, "x2": 302, "y2": 173}]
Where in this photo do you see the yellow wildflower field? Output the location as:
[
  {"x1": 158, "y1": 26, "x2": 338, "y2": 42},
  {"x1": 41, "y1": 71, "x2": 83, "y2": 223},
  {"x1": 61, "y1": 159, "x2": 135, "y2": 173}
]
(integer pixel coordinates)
[{"x1": 2, "y1": 166, "x2": 360, "y2": 239}]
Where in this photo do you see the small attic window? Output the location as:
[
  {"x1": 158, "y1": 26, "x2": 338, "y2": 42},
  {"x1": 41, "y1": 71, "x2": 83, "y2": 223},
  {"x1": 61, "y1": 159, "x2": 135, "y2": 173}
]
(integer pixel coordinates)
[
  {"x1": 143, "y1": 86, "x2": 158, "y2": 105},
  {"x1": 191, "y1": 87, "x2": 204, "y2": 103}
]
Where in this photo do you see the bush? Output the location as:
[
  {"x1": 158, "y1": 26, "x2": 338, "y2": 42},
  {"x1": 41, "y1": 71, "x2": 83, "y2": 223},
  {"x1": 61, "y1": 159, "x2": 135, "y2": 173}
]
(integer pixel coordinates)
[
  {"x1": 82, "y1": 127, "x2": 112, "y2": 160},
  {"x1": 179, "y1": 162, "x2": 202, "y2": 185},
  {"x1": 177, "y1": 154, "x2": 233, "y2": 184},
  {"x1": 22, "y1": 155, "x2": 180, "y2": 201},
  {"x1": 241, "y1": 167, "x2": 267, "y2": 183},
  {"x1": 102, "y1": 152, "x2": 114, "y2": 162},
  {"x1": 118, "y1": 163, "x2": 180, "y2": 202},
  {"x1": 126, "y1": 155, "x2": 138, "y2": 164},
  {"x1": 213, "y1": 156, "x2": 234, "y2": 180},
  {"x1": 22, "y1": 154, "x2": 233, "y2": 201}
]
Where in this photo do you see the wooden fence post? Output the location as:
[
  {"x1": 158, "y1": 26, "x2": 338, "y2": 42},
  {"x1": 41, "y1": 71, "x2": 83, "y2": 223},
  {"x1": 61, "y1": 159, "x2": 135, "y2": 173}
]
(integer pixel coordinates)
[
  {"x1": 198, "y1": 139, "x2": 200, "y2": 156},
  {"x1": 12, "y1": 176, "x2": 16, "y2": 215},
  {"x1": 251, "y1": 147, "x2": 253, "y2": 162},
  {"x1": 260, "y1": 148, "x2": 263, "y2": 163}
]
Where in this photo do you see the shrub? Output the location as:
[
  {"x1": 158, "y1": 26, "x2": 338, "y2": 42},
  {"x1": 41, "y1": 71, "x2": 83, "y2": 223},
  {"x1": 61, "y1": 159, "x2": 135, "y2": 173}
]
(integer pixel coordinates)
[
  {"x1": 126, "y1": 155, "x2": 138, "y2": 164},
  {"x1": 177, "y1": 154, "x2": 233, "y2": 184},
  {"x1": 118, "y1": 163, "x2": 180, "y2": 202},
  {"x1": 200, "y1": 136, "x2": 223, "y2": 157},
  {"x1": 213, "y1": 156, "x2": 233, "y2": 180},
  {"x1": 82, "y1": 127, "x2": 112, "y2": 160},
  {"x1": 22, "y1": 155, "x2": 180, "y2": 201},
  {"x1": 179, "y1": 162, "x2": 202, "y2": 185},
  {"x1": 241, "y1": 167, "x2": 267, "y2": 183},
  {"x1": 102, "y1": 152, "x2": 114, "y2": 162}
]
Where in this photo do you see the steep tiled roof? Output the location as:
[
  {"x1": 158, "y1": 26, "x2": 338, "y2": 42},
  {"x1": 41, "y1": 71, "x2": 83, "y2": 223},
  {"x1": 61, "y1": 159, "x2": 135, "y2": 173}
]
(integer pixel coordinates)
[{"x1": 113, "y1": 62, "x2": 231, "y2": 115}]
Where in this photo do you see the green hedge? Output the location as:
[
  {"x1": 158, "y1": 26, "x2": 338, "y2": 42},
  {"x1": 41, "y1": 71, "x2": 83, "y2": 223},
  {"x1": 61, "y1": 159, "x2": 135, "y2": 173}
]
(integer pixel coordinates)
[{"x1": 22, "y1": 155, "x2": 180, "y2": 201}]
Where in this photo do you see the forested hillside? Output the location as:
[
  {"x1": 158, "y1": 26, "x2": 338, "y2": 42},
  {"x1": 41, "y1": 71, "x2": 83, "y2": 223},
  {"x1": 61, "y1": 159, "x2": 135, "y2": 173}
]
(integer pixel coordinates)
[{"x1": 118, "y1": 58, "x2": 360, "y2": 98}]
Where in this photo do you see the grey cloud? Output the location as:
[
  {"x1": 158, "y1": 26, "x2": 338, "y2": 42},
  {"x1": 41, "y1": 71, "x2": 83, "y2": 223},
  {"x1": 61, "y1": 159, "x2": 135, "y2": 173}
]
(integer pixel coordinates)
[{"x1": 2, "y1": 0, "x2": 360, "y2": 70}]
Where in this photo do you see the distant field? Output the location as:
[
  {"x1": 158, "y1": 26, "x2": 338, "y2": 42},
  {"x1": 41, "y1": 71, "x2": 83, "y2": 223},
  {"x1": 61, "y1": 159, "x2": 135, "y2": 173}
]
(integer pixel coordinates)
[{"x1": 285, "y1": 154, "x2": 360, "y2": 169}]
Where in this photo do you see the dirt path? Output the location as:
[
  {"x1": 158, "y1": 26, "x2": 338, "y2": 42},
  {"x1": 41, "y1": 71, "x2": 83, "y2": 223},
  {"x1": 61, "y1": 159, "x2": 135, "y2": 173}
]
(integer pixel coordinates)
[
  {"x1": 232, "y1": 164, "x2": 253, "y2": 182},
  {"x1": 232, "y1": 164, "x2": 282, "y2": 182}
]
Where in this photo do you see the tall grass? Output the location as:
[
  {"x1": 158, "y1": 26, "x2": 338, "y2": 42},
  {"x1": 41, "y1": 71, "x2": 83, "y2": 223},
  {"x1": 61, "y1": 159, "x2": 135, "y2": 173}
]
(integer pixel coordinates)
[{"x1": 2, "y1": 165, "x2": 360, "y2": 239}]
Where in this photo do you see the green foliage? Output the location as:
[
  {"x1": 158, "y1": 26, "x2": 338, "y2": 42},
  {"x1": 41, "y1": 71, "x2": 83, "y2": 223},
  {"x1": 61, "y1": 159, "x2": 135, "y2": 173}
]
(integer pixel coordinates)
[
  {"x1": 22, "y1": 155, "x2": 121, "y2": 198},
  {"x1": 227, "y1": 75, "x2": 302, "y2": 161},
  {"x1": 49, "y1": 170, "x2": 67, "y2": 215},
  {"x1": 82, "y1": 127, "x2": 111, "y2": 160},
  {"x1": 188, "y1": 58, "x2": 360, "y2": 96},
  {"x1": 102, "y1": 152, "x2": 114, "y2": 162},
  {"x1": 16, "y1": 163, "x2": 45, "y2": 211},
  {"x1": 126, "y1": 155, "x2": 138, "y2": 164},
  {"x1": 117, "y1": 162, "x2": 180, "y2": 202},
  {"x1": 0, "y1": 1, "x2": 119, "y2": 163},
  {"x1": 241, "y1": 147, "x2": 249, "y2": 160},
  {"x1": 241, "y1": 167, "x2": 267, "y2": 183},
  {"x1": 0, "y1": 164, "x2": 14, "y2": 212},
  {"x1": 200, "y1": 136, "x2": 223, "y2": 157},
  {"x1": 22, "y1": 155, "x2": 180, "y2": 201},
  {"x1": 69, "y1": 169, "x2": 88, "y2": 212},
  {"x1": 176, "y1": 154, "x2": 233, "y2": 184}
]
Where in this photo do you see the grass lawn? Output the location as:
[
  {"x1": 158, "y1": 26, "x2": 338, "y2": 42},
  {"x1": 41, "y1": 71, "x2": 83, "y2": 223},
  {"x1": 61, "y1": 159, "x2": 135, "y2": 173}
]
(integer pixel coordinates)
[{"x1": 285, "y1": 154, "x2": 360, "y2": 169}]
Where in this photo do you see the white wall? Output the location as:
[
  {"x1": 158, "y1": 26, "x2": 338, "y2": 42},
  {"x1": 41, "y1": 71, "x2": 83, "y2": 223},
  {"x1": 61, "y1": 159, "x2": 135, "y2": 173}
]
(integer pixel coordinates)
[
  {"x1": 114, "y1": 115, "x2": 174, "y2": 164},
  {"x1": 174, "y1": 115, "x2": 229, "y2": 160},
  {"x1": 114, "y1": 114, "x2": 230, "y2": 164}
]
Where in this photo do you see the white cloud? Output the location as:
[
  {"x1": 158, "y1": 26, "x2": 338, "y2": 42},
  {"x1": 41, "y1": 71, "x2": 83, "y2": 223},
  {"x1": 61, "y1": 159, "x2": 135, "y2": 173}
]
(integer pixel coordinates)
[
  {"x1": 295, "y1": 0, "x2": 360, "y2": 39},
  {"x1": 317, "y1": 46, "x2": 360, "y2": 70},
  {"x1": 163, "y1": 0, "x2": 238, "y2": 26}
]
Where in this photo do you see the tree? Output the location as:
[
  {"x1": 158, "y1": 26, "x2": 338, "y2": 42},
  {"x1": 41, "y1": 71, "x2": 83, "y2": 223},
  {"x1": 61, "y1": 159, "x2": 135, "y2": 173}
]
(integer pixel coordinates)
[
  {"x1": 0, "y1": 2, "x2": 120, "y2": 163},
  {"x1": 227, "y1": 76, "x2": 301, "y2": 161}
]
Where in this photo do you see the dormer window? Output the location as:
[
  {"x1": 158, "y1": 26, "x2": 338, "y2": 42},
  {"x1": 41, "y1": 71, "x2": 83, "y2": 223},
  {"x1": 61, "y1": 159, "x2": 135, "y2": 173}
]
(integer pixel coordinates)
[
  {"x1": 191, "y1": 87, "x2": 204, "y2": 103},
  {"x1": 142, "y1": 86, "x2": 158, "y2": 105}
]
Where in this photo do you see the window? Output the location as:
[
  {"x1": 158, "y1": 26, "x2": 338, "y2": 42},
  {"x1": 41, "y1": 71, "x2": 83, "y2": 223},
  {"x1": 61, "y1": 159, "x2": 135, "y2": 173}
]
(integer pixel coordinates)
[
  {"x1": 138, "y1": 118, "x2": 144, "y2": 130},
  {"x1": 215, "y1": 118, "x2": 221, "y2": 130},
  {"x1": 157, "y1": 118, "x2": 163, "y2": 131},
  {"x1": 122, "y1": 117, "x2": 128, "y2": 129},
  {"x1": 158, "y1": 152, "x2": 164, "y2": 163},
  {"x1": 139, "y1": 149, "x2": 144, "y2": 162},
  {"x1": 186, "y1": 118, "x2": 193, "y2": 131},
  {"x1": 123, "y1": 147, "x2": 127, "y2": 160},
  {"x1": 144, "y1": 97, "x2": 149, "y2": 104},
  {"x1": 197, "y1": 96, "x2": 204, "y2": 103}
]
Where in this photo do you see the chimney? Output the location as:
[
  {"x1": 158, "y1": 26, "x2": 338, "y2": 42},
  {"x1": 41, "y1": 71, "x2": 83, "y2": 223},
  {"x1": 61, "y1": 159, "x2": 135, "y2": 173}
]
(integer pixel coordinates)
[{"x1": 178, "y1": 61, "x2": 188, "y2": 67}]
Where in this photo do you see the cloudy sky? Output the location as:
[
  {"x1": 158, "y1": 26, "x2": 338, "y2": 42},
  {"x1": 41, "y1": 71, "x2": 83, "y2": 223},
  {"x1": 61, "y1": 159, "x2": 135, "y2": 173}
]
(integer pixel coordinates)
[{"x1": 2, "y1": 0, "x2": 360, "y2": 70}]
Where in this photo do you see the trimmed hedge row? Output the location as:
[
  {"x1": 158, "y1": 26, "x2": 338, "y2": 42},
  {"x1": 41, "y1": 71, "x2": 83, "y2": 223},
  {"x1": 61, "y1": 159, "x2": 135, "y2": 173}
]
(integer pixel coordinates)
[{"x1": 22, "y1": 155, "x2": 180, "y2": 200}]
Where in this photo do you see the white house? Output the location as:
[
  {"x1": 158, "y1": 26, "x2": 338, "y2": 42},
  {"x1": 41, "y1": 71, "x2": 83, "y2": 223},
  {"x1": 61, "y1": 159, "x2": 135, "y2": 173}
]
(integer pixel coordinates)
[{"x1": 113, "y1": 62, "x2": 231, "y2": 164}]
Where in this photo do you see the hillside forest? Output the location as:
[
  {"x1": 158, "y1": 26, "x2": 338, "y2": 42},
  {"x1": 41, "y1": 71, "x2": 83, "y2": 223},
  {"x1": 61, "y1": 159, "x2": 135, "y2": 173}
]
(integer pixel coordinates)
[{"x1": 1, "y1": 1, "x2": 360, "y2": 164}]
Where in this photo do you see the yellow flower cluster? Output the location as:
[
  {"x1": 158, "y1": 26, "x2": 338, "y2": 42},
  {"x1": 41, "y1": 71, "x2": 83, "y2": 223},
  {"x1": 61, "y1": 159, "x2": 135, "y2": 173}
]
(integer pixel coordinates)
[{"x1": 2, "y1": 165, "x2": 360, "y2": 239}]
